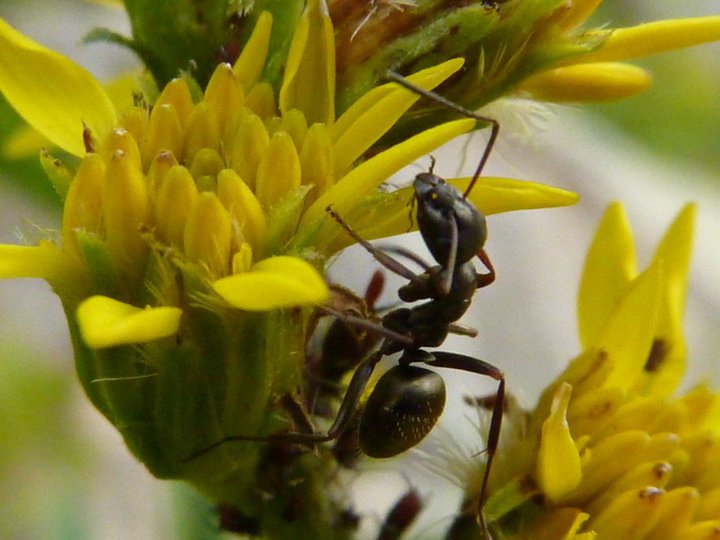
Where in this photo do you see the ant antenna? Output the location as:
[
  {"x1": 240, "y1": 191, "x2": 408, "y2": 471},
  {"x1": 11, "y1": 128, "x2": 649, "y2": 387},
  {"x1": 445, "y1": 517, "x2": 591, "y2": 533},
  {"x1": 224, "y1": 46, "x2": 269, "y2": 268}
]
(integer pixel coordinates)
[{"x1": 385, "y1": 71, "x2": 500, "y2": 199}]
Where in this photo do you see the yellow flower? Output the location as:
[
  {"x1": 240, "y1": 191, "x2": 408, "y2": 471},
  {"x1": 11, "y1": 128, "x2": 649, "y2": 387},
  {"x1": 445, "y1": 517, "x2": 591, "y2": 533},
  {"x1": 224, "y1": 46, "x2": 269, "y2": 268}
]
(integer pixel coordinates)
[
  {"x1": 475, "y1": 203, "x2": 720, "y2": 539},
  {"x1": 0, "y1": 1, "x2": 576, "y2": 534}
]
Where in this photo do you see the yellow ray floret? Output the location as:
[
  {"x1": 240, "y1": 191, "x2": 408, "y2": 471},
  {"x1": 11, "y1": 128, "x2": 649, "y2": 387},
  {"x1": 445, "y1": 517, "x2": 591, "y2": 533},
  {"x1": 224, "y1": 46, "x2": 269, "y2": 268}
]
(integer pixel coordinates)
[
  {"x1": 77, "y1": 295, "x2": 182, "y2": 348},
  {"x1": 213, "y1": 256, "x2": 329, "y2": 311},
  {"x1": 538, "y1": 382, "x2": 582, "y2": 502},
  {"x1": 519, "y1": 63, "x2": 652, "y2": 102},
  {"x1": 0, "y1": 17, "x2": 116, "y2": 156}
]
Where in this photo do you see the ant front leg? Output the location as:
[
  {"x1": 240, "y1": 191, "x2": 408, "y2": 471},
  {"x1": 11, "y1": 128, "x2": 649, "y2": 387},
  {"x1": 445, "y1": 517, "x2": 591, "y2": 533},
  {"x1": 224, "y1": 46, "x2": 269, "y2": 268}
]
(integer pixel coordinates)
[
  {"x1": 420, "y1": 351, "x2": 505, "y2": 536},
  {"x1": 325, "y1": 206, "x2": 427, "y2": 288},
  {"x1": 385, "y1": 71, "x2": 500, "y2": 197}
]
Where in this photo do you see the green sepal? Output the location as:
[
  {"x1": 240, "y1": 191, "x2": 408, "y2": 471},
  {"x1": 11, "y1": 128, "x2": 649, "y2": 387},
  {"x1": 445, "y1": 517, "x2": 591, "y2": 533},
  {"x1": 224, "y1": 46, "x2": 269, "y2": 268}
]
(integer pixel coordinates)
[
  {"x1": 39, "y1": 149, "x2": 73, "y2": 201},
  {"x1": 74, "y1": 230, "x2": 121, "y2": 298},
  {"x1": 66, "y1": 306, "x2": 174, "y2": 475},
  {"x1": 264, "y1": 184, "x2": 313, "y2": 256},
  {"x1": 121, "y1": 0, "x2": 237, "y2": 88},
  {"x1": 484, "y1": 475, "x2": 542, "y2": 525}
]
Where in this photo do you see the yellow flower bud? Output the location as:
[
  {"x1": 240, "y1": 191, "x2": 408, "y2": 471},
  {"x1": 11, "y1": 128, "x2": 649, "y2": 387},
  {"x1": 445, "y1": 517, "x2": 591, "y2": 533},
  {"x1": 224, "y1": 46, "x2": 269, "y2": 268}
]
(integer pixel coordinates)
[
  {"x1": 232, "y1": 242, "x2": 253, "y2": 274},
  {"x1": 217, "y1": 168, "x2": 267, "y2": 252},
  {"x1": 183, "y1": 192, "x2": 233, "y2": 277},
  {"x1": 246, "y1": 82, "x2": 276, "y2": 120},
  {"x1": 118, "y1": 106, "x2": 148, "y2": 147},
  {"x1": 277, "y1": 108, "x2": 309, "y2": 151},
  {"x1": 155, "y1": 165, "x2": 198, "y2": 246},
  {"x1": 255, "y1": 130, "x2": 301, "y2": 209},
  {"x1": 189, "y1": 148, "x2": 225, "y2": 180},
  {"x1": 204, "y1": 63, "x2": 244, "y2": 137},
  {"x1": 103, "y1": 148, "x2": 150, "y2": 271},
  {"x1": 155, "y1": 77, "x2": 194, "y2": 127},
  {"x1": 183, "y1": 102, "x2": 220, "y2": 165},
  {"x1": 62, "y1": 153, "x2": 106, "y2": 257},
  {"x1": 101, "y1": 128, "x2": 142, "y2": 172},
  {"x1": 142, "y1": 103, "x2": 183, "y2": 166},
  {"x1": 147, "y1": 150, "x2": 178, "y2": 197},
  {"x1": 228, "y1": 110, "x2": 269, "y2": 190},
  {"x1": 300, "y1": 122, "x2": 333, "y2": 201}
]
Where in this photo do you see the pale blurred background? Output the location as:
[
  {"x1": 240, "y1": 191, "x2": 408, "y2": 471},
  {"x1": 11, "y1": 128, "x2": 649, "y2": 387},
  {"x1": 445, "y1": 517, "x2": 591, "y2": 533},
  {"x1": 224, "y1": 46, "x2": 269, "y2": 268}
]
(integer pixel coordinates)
[{"x1": 0, "y1": 1, "x2": 718, "y2": 539}]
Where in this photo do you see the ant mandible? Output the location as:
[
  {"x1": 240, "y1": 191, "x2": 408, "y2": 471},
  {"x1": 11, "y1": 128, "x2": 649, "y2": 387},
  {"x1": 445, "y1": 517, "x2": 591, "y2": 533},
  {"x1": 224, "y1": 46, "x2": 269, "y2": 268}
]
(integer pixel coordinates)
[{"x1": 187, "y1": 71, "x2": 506, "y2": 536}]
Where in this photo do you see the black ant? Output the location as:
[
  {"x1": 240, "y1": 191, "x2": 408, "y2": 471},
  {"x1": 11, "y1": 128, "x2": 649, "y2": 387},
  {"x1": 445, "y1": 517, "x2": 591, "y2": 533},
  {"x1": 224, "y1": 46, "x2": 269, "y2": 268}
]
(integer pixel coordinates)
[{"x1": 187, "y1": 72, "x2": 505, "y2": 537}]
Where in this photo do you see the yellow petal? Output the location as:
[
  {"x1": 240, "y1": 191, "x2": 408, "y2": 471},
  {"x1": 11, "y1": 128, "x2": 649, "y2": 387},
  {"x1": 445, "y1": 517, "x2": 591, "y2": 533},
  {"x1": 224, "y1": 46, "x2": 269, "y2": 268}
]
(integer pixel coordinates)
[
  {"x1": 301, "y1": 118, "x2": 475, "y2": 229},
  {"x1": 0, "y1": 18, "x2": 116, "y2": 156},
  {"x1": 538, "y1": 382, "x2": 582, "y2": 502},
  {"x1": 213, "y1": 255, "x2": 328, "y2": 311},
  {"x1": 1, "y1": 124, "x2": 51, "y2": 159},
  {"x1": 279, "y1": 0, "x2": 335, "y2": 125},
  {"x1": 653, "y1": 204, "x2": 696, "y2": 329},
  {"x1": 354, "y1": 176, "x2": 578, "y2": 244},
  {"x1": 76, "y1": 295, "x2": 182, "y2": 348},
  {"x1": 332, "y1": 58, "x2": 464, "y2": 178},
  {"x1": 577, "y1": 17, "x2": 720, "y2": 64},
  {"x1": 635, "y1": 205, "x2": 696, "y2": 396},
  {"x1": 578, "y1": 203, "x2": 637, "y2": 349},
  {"x1": 233, "y1": 11, "x2": 273, "y2": 92},
  {"x1": 0, "y1": 241, "x2": 77, "y2": 282},
  {"x1": 518, "y1": 63, "x2": 652, "y2": 102},
  {"x1": 597, "y1": 262, "x2": 663, "y2": 392}
]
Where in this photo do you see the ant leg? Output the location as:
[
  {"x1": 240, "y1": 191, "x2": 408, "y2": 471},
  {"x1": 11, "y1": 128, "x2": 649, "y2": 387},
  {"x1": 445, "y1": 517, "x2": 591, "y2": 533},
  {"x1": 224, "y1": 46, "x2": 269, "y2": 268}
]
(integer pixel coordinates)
[
  {"x1": 447, "y1": 323, "x2": 478, "y2": 338},
  {"x1": 476, "y1": 248, "x2": 496, "y2": 288},
  {"x1": 182, "y1": 351, "x2": 385, "y2": 462},
  {"x1": 320, "y1": 306, "x2": 413, "y2": 347},
  {"x1": 420, "y1": 351, "x2": 505, "y2": 536},
  {"x1": 364, "y1": 269, "x2": 386, "y2": 309},
  {"x1": 326, "y1": 206, "x2": 425, "y2": 286},
  {"x1": 382, "y1": 225, "x2": 457, "y2": 298},
  {"x1": 379, "y1": 245, "x2": 433, "y2": 273},
  {"x1": 438, "y1": 213, "x2": 459, "y2": 296},
  {"x1": 385, "y1": 71, "x2": 500, "y2": 197}
]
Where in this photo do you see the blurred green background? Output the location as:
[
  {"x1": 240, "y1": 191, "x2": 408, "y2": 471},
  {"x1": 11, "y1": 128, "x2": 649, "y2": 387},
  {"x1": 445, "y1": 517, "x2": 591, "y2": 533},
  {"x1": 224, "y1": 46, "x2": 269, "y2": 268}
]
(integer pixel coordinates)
[{"x1": 0, "y1": 1, "x2": 717, "y2": 539}]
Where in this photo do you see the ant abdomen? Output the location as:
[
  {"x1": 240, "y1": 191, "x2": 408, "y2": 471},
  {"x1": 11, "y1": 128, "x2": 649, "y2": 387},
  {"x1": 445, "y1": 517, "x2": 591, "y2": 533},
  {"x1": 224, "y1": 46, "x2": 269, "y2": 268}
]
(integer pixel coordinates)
[{"x1": 359, "y1": 365, "x2": 446, "y2": 458}]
